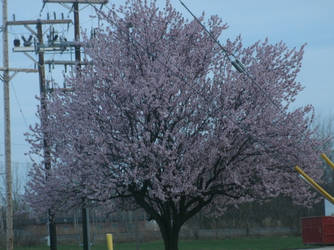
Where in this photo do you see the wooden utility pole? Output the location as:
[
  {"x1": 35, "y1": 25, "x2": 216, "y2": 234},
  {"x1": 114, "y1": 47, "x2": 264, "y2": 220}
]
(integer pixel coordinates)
[
  {"x1": 2, "y1": 5, "x2": 37, "y2": 250},
  {"x1": 1, "y1": 5, "x2": 39, "y2": 249},
  {"x1": 74, "y1": 2, "x2": 81, "y2": 65},
  {"x1": 42, "y1": 2, "x2": 107, "y2": 250},
  {"x1": 2, "y1": 0, "x2": 13, "y2": 249},
  {"x1": 73, "y1": 3, "x2": 90, "y2": 250},
  {"x1": 7, "y1": 17, "x2": 72, "y2": 250},
  {"x1": 36, "y1": 20, "x2": 58, "y2": 250},
  {"x1": 42, "y1": 3, "x2": 107, "y2": 250}
]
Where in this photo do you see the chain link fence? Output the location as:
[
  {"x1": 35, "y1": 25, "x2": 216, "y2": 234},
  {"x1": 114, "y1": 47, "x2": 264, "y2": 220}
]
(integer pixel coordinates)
[{"x1": 0, "y1": 162, "x2": 325, "y2": 248}]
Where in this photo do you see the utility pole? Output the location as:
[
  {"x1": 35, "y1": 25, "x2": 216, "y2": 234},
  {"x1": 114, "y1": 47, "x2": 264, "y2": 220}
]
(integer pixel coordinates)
[
  {"x1": 2, "y1": 0, "x2": 13, "y2": 249},
  {"x1": 2, "y1": 3, "x2": 38, "y2": 250},
  {"x1": 3, "y1": 3, "x2": 95, "y2": 250},
  {"x1": 7, "y1": 17, "x2": 72, "y2": 250},
  {"x1": 40, "y1": 3, "x2": 107, "y2": 250},
  {"x1": 73, "y1": 3, "x2": 90, "y2": 250},
  {"x1": 36, "y1": 20, "x2": 57, "y2": 250},
  {"x1": 74, "y1": 2, "x2": 81, "y2": 65}
]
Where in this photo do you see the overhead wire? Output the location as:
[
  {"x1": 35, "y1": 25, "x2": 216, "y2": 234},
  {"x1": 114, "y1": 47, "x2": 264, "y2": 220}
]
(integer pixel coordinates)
[
  {"x1": 176, "y1": 1, "x2": 331, "y2": 195},
  {"x1": 0, "y1": 1, "x2": 77, "y2": 166},
  {"x1": 11, "y1": 82, "x2": 29, "y2": 128},
  {"x1": 177, "y1": 3, "x2": 333, "y2": 201},
  {"x1": 178, "y1": 0, "x2": 321, "y2": 153}
]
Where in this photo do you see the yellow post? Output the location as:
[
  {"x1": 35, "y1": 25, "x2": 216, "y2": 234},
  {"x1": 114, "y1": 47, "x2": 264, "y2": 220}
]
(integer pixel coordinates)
[
  {"x1": 295, "y1": 165, "x2": 334, "y2": 204},
  {"x1": 321, "y1": 153, "x2": 334, "y2": 170},
  {"x1": 106, "y1": 233, "x2": 113, "y2": 250}
]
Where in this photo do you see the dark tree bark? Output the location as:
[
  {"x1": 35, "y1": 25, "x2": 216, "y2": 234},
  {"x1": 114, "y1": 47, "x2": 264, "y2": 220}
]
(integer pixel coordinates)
[{"x1": 157, "y1": 216, "x2": 182, "y2": 250}]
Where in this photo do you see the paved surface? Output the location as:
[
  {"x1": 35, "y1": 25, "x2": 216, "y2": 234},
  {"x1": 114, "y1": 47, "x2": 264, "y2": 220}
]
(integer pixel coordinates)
[
  {"x1": 298, "y1": 247, "x2": 334, "y2": 250},
  {"x1": 307, "y1": 248, "x2": 334, "y2": 250}
]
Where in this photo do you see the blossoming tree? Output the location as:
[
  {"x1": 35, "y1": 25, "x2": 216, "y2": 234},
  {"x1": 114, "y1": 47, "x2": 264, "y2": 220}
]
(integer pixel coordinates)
[{"x1": 26, "y1": 1, "x2": 324, "y2": 249}]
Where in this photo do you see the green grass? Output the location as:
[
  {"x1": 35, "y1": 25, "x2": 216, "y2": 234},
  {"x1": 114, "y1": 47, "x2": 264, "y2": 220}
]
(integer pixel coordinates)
[{"x1": 15, "y1": 236, "x2": 313, "y2": 250}]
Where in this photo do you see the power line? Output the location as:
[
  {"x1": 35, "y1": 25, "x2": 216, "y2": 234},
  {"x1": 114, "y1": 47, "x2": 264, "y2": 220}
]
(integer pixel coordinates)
[
  {"x1": 11, "y1": 82, "x2": 29, "y2": 128},
  {"x1": 178, "y1": 0, "x2": 320, "y2": 152}
]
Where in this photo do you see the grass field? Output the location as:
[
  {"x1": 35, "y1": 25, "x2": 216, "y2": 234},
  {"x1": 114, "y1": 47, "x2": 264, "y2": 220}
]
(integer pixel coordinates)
[{"x1": 15, "y1": 236, "x2": 313, "y2": 250}]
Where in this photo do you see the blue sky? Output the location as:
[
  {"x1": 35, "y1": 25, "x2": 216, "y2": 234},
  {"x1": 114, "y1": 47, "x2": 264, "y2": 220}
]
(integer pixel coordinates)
[{"x1": 0, "y1": 0, "x2": 334, "y2": 164}]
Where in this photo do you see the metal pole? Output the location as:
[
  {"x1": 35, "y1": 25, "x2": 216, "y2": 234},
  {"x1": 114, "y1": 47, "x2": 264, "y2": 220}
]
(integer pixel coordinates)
[
  {"x1": 2, "y1": 0, "x2": 13, "y2": 249},
  {"x1": 37, "y1": 20, "x2": 58, "y2": 250}
]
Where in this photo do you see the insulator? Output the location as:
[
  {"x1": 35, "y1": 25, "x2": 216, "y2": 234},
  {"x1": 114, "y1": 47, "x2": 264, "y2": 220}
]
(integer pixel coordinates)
[
  {"x1": 13, "y1": 38, "x2": 20, "y2": 47},
  {"x1": 231, "y1": 59, "x2": 245, "y2": 73},
  {"x1": 21, "y1": 35, "x2": 33, "y2": 47},
  {"x1": 235, "y1": 59, "x2": 246, "y2": 72}
]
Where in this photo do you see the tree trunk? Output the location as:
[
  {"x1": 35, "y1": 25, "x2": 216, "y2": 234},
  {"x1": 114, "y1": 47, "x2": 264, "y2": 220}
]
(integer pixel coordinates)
[
  {"x1": 48, "y1": 209, "x2": 57, "y2": 250},
  {"x1": 158, "y1": 220, "x2": 181, "y2": 250}
]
